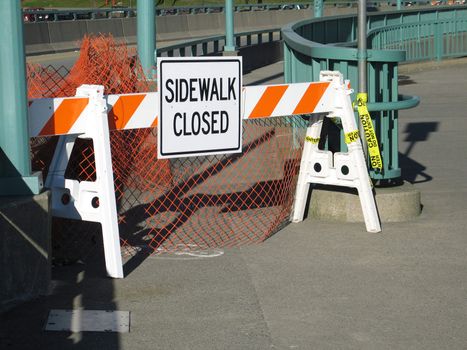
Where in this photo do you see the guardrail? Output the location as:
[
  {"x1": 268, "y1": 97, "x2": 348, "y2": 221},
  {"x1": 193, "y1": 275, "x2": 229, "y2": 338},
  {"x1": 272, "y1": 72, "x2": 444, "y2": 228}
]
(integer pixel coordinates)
[
  {"x1": 157, "y1": 27, "x2": 283, "y2": 73},
  {"x1": 281, "y1": 6, "x2": 467, "y2": 181},
  {"x1": 24, "y1": 6, "x2": 308, "y2": 56},
  {"x1": 22, "y1": 3, "x2": 310, "y2": 22},
  {"x1": 158, "y1": 28, "x2": 281, "y2": 57},
  {"x1": 368, "y1": 18, "x2": 467, "y2": 61},
  {"x1": 21, "y1": 0, "x2": 437, "y2": 22}
]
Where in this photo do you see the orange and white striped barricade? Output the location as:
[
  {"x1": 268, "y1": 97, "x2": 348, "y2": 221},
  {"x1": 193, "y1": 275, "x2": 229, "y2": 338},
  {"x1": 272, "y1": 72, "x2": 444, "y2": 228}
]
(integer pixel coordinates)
[
  {"x1": 242, "y1": 71, "x2": 380, "y2": 233},
  {"x1": 289, "y1": 71, "x2": 381, "y2": 233},
  {"x1": 28, "y1": 71, "x2": 380, "y2": 278},
  {"x1": 29, "y1": 88, "x2": 160, "y2": 278},
  {"x1": 30, "y1": 85, "x2": 124, "y2": 278}
]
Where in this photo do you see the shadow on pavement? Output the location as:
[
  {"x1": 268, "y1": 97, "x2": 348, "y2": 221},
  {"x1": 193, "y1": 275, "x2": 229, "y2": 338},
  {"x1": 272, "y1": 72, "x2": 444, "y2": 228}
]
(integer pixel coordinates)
[
  {"x1": 0, "y1": 238, "x2": 120, "y2": 350},
  {"x1": 400, "y1": 121, "x2": 439, "y2": 184}
]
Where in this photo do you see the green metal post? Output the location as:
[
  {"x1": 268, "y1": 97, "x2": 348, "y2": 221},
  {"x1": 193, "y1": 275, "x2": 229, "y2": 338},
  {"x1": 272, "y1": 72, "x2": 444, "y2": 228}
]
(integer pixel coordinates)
[
  {"x1": 137, "y1": 0, "x2": 155, "y2": 78},
  {"x1": 314, "y1": 0, "x2": 323, "y2": 18},
  {"x1": 224, "y1": 0, "x2": 236, "y2": 52},
  {"x1": 358, "y1": 0, "x2": 369, "y2": 155},
  {"x1": 435, "y1": 22, "x2": 443, "y2": 61},
  {"x1": 0, "y1": 0, "x2": 42, "y2": 195}
]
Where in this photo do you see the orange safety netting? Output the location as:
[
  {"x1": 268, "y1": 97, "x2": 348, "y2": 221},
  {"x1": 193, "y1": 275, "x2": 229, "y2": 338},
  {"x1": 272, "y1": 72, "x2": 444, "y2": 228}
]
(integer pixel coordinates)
[{"x1": 27, "y1": 35, "x2": 307, "y2": 261}]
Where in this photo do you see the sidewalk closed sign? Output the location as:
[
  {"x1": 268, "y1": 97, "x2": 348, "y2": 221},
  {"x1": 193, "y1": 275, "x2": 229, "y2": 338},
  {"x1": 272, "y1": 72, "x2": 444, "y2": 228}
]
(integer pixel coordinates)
[{"x1": 157, "y1": 57, "x2": 242, "y2": 158}]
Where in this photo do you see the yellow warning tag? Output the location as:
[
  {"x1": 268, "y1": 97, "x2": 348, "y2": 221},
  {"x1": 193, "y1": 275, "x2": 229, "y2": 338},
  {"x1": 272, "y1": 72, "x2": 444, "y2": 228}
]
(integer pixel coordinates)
[
  {"x1": 344, "y1": 130, "x2": 359, "y2": 144},
  {"x1": 305, "y1": 136, "x2": 320, "y2": 144},
  {"x1": 356, "y1": 93, "x2": 383, "y2": 171}
]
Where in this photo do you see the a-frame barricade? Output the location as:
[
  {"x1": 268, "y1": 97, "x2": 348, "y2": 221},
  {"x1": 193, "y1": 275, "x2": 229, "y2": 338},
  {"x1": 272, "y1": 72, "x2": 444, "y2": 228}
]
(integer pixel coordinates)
[
  {"x1": 28, "y1": 70, "x2": 381, "y2": 278},
  {"x1": 44, "y1": 85, "x2": 123, "y2": 278},
  {"x1": 291, "y1": 72, "x2": 381, "y2": 233}
]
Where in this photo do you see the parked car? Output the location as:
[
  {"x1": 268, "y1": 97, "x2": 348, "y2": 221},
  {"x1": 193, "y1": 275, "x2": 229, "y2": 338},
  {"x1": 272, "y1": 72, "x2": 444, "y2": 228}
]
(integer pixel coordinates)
[
  {"x1": 23, "y1": 8, "x2": 50, "y2": 22},
  {"x1": 281, "y1": 4, "x2": 306, "y2": 10}
]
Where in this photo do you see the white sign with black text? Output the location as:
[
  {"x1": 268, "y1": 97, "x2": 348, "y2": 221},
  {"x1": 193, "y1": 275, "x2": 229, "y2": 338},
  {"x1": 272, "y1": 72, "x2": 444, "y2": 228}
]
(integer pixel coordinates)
[{"x1": 157, "y1": 57, "x2": 242, "y2": 159}]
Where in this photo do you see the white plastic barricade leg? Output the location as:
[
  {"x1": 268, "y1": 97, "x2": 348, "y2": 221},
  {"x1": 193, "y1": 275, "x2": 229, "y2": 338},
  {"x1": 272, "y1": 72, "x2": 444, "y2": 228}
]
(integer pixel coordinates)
[
  {"x1": 291, "y1": 71, "x2": 381, "y2": 233},
  {"x1": 45, "y1": 85, "x2": 124, "y2": 278},
  {"x1": 291, "y1": 115, "x2": 325, "y2": 226}
]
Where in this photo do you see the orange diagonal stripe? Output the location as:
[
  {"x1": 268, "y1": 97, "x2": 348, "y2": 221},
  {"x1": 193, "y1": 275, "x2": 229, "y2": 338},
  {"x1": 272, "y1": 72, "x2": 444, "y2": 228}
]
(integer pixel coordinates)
[
  {"x1": 150, "y1": 116, "x2": 158, "y2": 128},
  {"x1": 39, "y1": 98, "x2": 88, "y2": 136},
  {"x1": 249, "y1": 85, "x2": 289, "y2": 119},
  {"x1": 293, "y1": 82, "x2": 330, "y2": 115},
  {"x1": 108, "y1": 94, "x2": 146, "y2": 130}
]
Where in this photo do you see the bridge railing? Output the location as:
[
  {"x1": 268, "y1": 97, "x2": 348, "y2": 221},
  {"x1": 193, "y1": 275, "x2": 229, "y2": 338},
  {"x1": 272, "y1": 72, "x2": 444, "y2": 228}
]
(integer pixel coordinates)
[
  {"x1": 368, "y1": 18, "x2": 467, "y2": 61},
  {"x1": 21, "y1": 0, "x2": 438, "y2": 23},
  {"x1": 22, "y1": 2, "x2": 311, "y2": 22}
]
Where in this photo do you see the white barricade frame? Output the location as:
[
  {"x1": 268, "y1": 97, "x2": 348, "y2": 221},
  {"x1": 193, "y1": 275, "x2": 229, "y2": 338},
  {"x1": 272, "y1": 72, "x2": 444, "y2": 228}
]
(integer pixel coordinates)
[{"x1": 28, "y1": 70, "x2": 381, "y2": 278}]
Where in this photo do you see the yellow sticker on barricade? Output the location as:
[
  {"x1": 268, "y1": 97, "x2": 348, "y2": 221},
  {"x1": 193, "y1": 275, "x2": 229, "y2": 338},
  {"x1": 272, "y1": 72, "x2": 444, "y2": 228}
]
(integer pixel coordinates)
[
  {"x1": 305, "y1": 136, "x2": 320, "y2": 144},
  {"x1": 344, "y1": 130, "x2": 360, "y2": 144},
  {"x1": 356, "y1": 93, "x2": 383, "y2": 171}
]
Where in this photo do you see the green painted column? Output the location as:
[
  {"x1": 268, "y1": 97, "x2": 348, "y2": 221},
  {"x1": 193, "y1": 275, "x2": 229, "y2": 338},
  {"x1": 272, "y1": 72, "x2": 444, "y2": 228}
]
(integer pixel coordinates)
[
  {"x1": 224, "y1": 0, "x2": 236, "y2": 52},
  {"x1": 137, "y1": 0, "x2": 155, "y2": 78},
  {"x1": 397, "y1": 0, "x2": 402, "y2": 11},
  {"x1": 0, "y1": 0, "x2": 42, "y2": 195},
  {"x1": 357, "y1": 0, "x2": 369, "y2": 155},
  {"x1": 314, "y1": 0, "x2": 323, "y2": 18},
  {"x1": 358, "y1": 0, "x2": 367, "y2": 95}
]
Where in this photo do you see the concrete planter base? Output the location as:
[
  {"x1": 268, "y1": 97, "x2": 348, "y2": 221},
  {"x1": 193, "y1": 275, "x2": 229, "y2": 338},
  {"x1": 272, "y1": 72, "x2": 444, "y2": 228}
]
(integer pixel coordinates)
[{"x1": 308, "y1": 181, "x2": 421, "y2": 223}]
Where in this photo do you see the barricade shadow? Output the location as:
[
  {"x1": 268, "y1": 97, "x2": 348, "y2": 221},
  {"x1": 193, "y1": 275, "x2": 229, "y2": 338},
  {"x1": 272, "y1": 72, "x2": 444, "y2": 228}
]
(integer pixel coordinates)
[
  {"x1": 120, "y1": 128, "x2": 299, "y2": 276},
  {"x1": 399, "y1": 121, "x2": 439, "y2": 184},
  {"x1": 0, "y1": 156, "x2": 120, "y2": 350},
  {"x1": 42, "y1": 250, "x2": 120, "y2": 350}
]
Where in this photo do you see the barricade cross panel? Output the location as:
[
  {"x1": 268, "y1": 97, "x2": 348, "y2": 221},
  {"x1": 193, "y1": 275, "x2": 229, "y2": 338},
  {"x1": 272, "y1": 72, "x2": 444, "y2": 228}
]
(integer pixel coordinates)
[
  {"x1": 28, "y1": 83, "x2": 336, "y2": 137},
  {"x1": 242, "y1": 82, "x2": 334, "y2": 118},
  {"x1": 29, "y1": 70, "x2": 381, "y2": 278}
]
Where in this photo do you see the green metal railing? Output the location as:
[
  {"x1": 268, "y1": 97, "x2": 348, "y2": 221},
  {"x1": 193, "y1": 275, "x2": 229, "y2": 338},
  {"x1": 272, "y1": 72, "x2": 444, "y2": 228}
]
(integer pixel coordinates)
[
  {"x1": 283, "y1": 6, "x2": 467, "y2": 181},
  {"x1": 283, "y1": 25, "x2": 409, "y2": 180},
  {"x1": 157, "y1": 28, "x2": 281, "y2": 57},
  {"x1": 368, "y1": 18, "x2": 467, "y2": 61}
]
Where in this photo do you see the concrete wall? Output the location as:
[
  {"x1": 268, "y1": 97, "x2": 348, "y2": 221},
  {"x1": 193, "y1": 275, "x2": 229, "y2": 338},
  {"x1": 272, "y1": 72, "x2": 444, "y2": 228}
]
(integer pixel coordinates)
[
  {"x1": 24, "y1": 8, "x2": 359, "y2": 56},
  {"x1": 0, "y1": 191, "x2": 51, "y2": 313},
  {"x1": 240, "y1": 40, "x2": 283, "y2": 73}
]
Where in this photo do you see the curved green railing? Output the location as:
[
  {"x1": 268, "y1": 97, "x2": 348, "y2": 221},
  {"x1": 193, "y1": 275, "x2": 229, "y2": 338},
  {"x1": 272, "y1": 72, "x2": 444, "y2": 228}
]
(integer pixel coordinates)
[
  {"x1": 283, "y1": 6, "x2": 467, "y2": 181},
  {"x1": 368, "y1": 17, "x2": 467, "y2": 61}
]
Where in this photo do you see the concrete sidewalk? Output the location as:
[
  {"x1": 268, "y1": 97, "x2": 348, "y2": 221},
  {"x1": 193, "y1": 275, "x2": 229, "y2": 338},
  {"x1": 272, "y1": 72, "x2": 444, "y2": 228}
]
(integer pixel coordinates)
[{"x1": 1, "y1": 61, "x2": 467, "y2": 349}]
